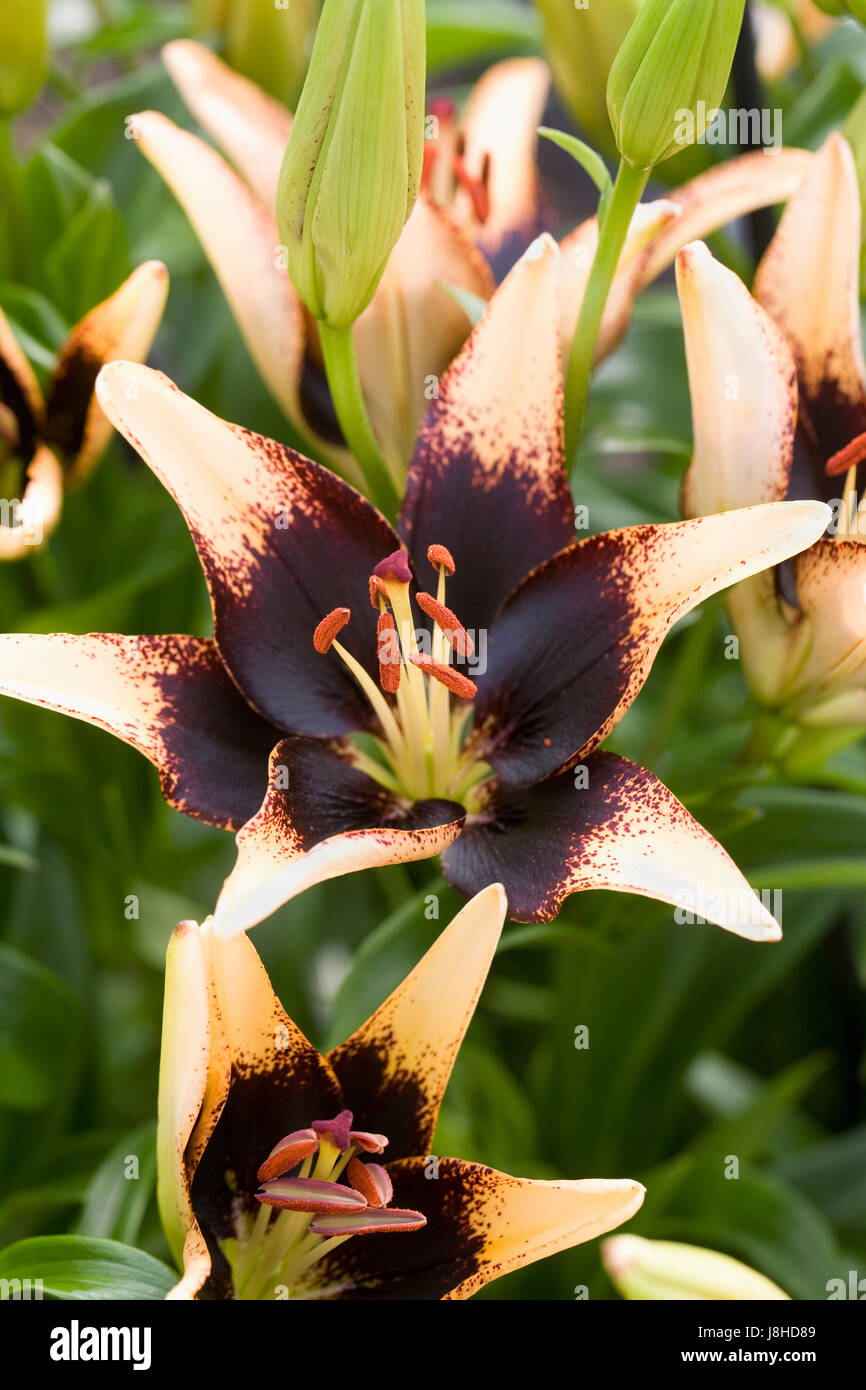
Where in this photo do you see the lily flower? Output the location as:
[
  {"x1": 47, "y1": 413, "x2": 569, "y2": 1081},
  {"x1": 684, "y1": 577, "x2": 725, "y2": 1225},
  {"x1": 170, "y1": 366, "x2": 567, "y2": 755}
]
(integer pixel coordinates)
[
  {"x1": 0, "y1": 262, "x2": 168, "y2": 560},
  {"x1": 159, "y1": 884, "x2": 647, "y2": 1299},
  {"x1": 133, "y1": 39, "x2": 813, "y2": 475},
  {"x1": 677, "y1": 135, "x2": 866, "y2": 727},
  {"x1": 0, "y1": 241, "x2": 829, "y2": 935}
]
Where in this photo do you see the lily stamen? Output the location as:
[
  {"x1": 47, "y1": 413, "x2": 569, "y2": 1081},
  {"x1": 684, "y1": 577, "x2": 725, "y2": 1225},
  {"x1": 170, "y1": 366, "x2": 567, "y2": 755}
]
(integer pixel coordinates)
[
  {"x1": 312, "y1": 545, "x2": 491, "y2": 803},
  {"x1": 234, "y1": 1110, "x2": 425, "y2": 1299}
]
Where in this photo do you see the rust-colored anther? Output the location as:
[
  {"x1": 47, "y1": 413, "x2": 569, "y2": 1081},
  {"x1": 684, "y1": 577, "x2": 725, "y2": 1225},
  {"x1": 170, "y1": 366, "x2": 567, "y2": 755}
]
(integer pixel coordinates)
[
  {"x1": 826, "y1": 430, "x2": 866, "y2": 477},
  {"x1": 427, "y1": 543, "x2": 455, "y2": 575},
  {"x1": 411, "y1": 653, "x2": 477, "y2": 699},
  {"x1": 369, "y1": 574, "x2": 389, "y2": 609},
  {"x1": 347, "y1": 1157, "x2": 393, "y2": 1208},
  {"x1": 415, "y1": 591, "x2": 475, "y2": 658},
  {"x1": 313, "y1": 607, "x2": 351, "y2": 654},
  {"x1": 377, "y1": 612, "x2": 401, "y2": 693}
]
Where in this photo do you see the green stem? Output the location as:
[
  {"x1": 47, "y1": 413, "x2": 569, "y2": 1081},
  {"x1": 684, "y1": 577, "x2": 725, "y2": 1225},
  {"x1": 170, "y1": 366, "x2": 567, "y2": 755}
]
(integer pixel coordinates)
[
  {"x1": 318, "y1": 321, "x2": 400, "y2": 519},
  {"x1": 0, "y1": 118, "x2": 27, "y2": 280},
  {"x1": 565, "y1": 159, "x2": 649, "y2": 459}
]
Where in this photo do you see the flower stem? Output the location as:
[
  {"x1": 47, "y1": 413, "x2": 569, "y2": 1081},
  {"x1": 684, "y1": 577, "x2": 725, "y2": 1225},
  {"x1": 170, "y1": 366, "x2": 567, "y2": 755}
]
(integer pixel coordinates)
[
  {"x1": 564, "y1": 158, "x2": 649, "y2": 459},
  {"x1": 318, "y1": 321, "x2": 400, "y2": 519}
]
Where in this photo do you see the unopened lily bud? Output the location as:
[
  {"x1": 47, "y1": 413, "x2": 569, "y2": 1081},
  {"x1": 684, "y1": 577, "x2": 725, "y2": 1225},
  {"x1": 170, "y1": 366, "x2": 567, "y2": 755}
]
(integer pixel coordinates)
[
  {"x1": 536, "y1": 0, "x2": 639, "y2": 154},
  {"x1": 607, "y1": 0, "x2": 746, "y2": 170},
  {"x1": 0, "y1": 0, "x2": 49, "y2": 116},
  {"x1": 602, "y1": 1235, "x2": 790, "y2": 1300},
  {"x1": 276, "y1": 0, "x2": 425, "y2": 328},
  {"x1": 220, "y1": 0, "x2": 320, "y2": 107},
  {"x1": 813, "y1": 0, "x2": 866, "y2": 21}
]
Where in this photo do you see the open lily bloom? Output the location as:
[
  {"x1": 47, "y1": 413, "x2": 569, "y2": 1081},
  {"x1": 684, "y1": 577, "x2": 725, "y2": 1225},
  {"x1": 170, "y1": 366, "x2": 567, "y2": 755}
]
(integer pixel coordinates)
[
  {"x1": 678, "y1": 135, "x2": 866, "y2": 727},
  {"x1": 159, "y1": 885, "x2": 646, "y2": 1299},
  {"x1": 134, "y1": 40, "x2": 813, "y2": 476},
  {"x1": 0, "y1": 262, "x2": 167, "y2": 560},
  {"x1": 0, "y1": 241, "x2": 829, "y2": 936}
]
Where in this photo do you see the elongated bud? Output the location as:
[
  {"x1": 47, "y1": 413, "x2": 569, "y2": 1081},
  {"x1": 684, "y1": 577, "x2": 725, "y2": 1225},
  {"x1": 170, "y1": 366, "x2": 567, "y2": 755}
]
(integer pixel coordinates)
[
  {"x1": 607, "y1": 0, "x2": 746, "y2": 170},
  {"x1": 276, "y1": 0, "x2": 425, "y2": 328},
  {"x1": 813, "y1": 1, "x2": 866, "y2": 21},
  {"x1": 220, "y1": 0, "x2": 320, "y2": 108},
  {"x1": 0, "y1": 0, "x2": 49, "y2": 116},
  {"x1": 602, "y1": 1235, "x2": 790, "y2": 1300},
  {"x1": 536, "y1": 0, "x2": 639, "y2": 154}
]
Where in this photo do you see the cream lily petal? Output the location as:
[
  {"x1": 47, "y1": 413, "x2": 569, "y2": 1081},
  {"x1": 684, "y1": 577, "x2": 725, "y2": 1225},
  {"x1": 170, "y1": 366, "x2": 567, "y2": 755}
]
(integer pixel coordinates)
[
  {"x1": 157, "y1": 921, "x2": 213, "y2": 1286},
  {"x1": 677, "y1": 241, "x2": 796, "y2": 516},
  {"x1": 168, "y1": 919, "x2": 343, "y2": 1299},
  {"x1": 558, "y1": 148, "x2": 813, "y2": 366},
  {"x1": 558, "y1": 199, "x2": 681, "y2": 363},
  {"x1": 454, "y1": 57, "x2": 550, "y2": 266},
  {"x1": 640, "y1": 147, "x2": 814, "y2": 288},
  {"x1": 132, "y1": 110, "x2": 304, "y2": 425},
  {"x1": 353, "y1": 192, "x2": 494, "y2": 470},
  {"x1": 754, "y1": 135, "x2": 866, "y2": 414},
  {"x1": 443, "y1": 753, "x2": 782, "y2": 938},
  {"x1": 328, "y1": 883, "x2": 507, "y2": 1159},
  {"x1": 0, "y1": 445, "x2": 62, "y2": 561},
  {"x1": 471, "y1": 503, "x2": 833, "y2": 786},
  {"x1": 162, "y1": 38, "x2": 292, "y2": 208},
  {"x1": 786, "y1": 539, "x2": 866, "y2": 722},
  {"x1": 441, "y1": 1171, "x2": 645, "y2": 1300},
  {"x1": 400, "y1": 232, "x2": 576, "y2": 634},
  {"x1": 0, "y1": 632, "x2": 278, "y2": 828},
  {"x1": 44, "y1": 261, "x2": 169, "y2": 481},
  {"x1": 212, "y1": 740, "x2": 465, "y2": 938}
]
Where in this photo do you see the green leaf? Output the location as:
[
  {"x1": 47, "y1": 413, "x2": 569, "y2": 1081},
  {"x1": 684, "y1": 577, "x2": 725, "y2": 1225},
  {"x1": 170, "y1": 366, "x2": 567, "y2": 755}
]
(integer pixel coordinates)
[
  {"x1": 74, "y1": 1123, "x2": 157, "y2": 1246},
  {"x1": 0, "y1": 1236, "x2": 176, "y2": 1300},
  {"x1": 0, "y1": 945, "x2": 85, "y2": 1113},
  {"x1": 538, "y1": 127, "x2": 613, "y2": 203}
]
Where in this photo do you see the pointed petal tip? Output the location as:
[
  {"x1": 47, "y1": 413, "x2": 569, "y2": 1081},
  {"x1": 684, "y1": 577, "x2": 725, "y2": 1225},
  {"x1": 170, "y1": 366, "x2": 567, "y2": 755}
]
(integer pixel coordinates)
[{"x1": 521, "y1": 231, "x2": 559, "y2": 267}]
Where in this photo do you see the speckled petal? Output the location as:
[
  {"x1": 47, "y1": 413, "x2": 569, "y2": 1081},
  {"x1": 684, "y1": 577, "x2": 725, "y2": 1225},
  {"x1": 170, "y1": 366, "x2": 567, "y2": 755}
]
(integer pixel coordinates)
[
  {"x1": 44, "y1": 262, "x2": 168, "y2": 480},
  {"x1": 212, "y1": 738, "x2": 465, "y2": 937},
  {"x1": 328, "y1": 883, "x2": 507, "y2": 1161},
  {"x1": 0, "y1": 632, "x2": 279, "y2": 828},
  {"x1": 754, "y1": 134, "x2": 866, "y2": 459},
  {"x1": 442, "y1": 752, "x2": 782, "y2": 939},
  {"x1": 399, "y1": 234, "x2": 575, "y2": 634},
  {"x1": 354, "y1": 192, "x2": 494, "y2": 469},
  {"x1": 162, "y1": 39, "x2": 292, "y2": 207},
  {"x1": 473, "y1": 503, "x2": 830, "y2": 786},
  {"x1": 95, "y1": 362, "x2": 399, "y2": 736},
  {"x1": 309, "y1": 1157, "x2": 644, "y2": 1300}
]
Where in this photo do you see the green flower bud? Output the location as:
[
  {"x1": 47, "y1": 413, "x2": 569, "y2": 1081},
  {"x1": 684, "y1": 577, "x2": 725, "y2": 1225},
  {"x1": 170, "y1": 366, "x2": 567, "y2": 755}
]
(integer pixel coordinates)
[
  {"x1": 536, "y1": 0, "x2": 640, "y2": 155},
  {"x1": 813, "y1": 0, "x2": 866, "y2": 21},
  {"x1": 200, "y1": 0, "x2": 321, "y2": 108},
  {"x1": 0, "y1": 0, "x2": 49, "y2": 117},
  {"x1": 276, "y1": 0, "x2": 425, "y2": 329},
  {"x1": 607, "y1": 0, "x2": 746, "y2": 170},
  {"x1": 603, "y1": 1236, "x2": 790, "y2": 1301}
]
